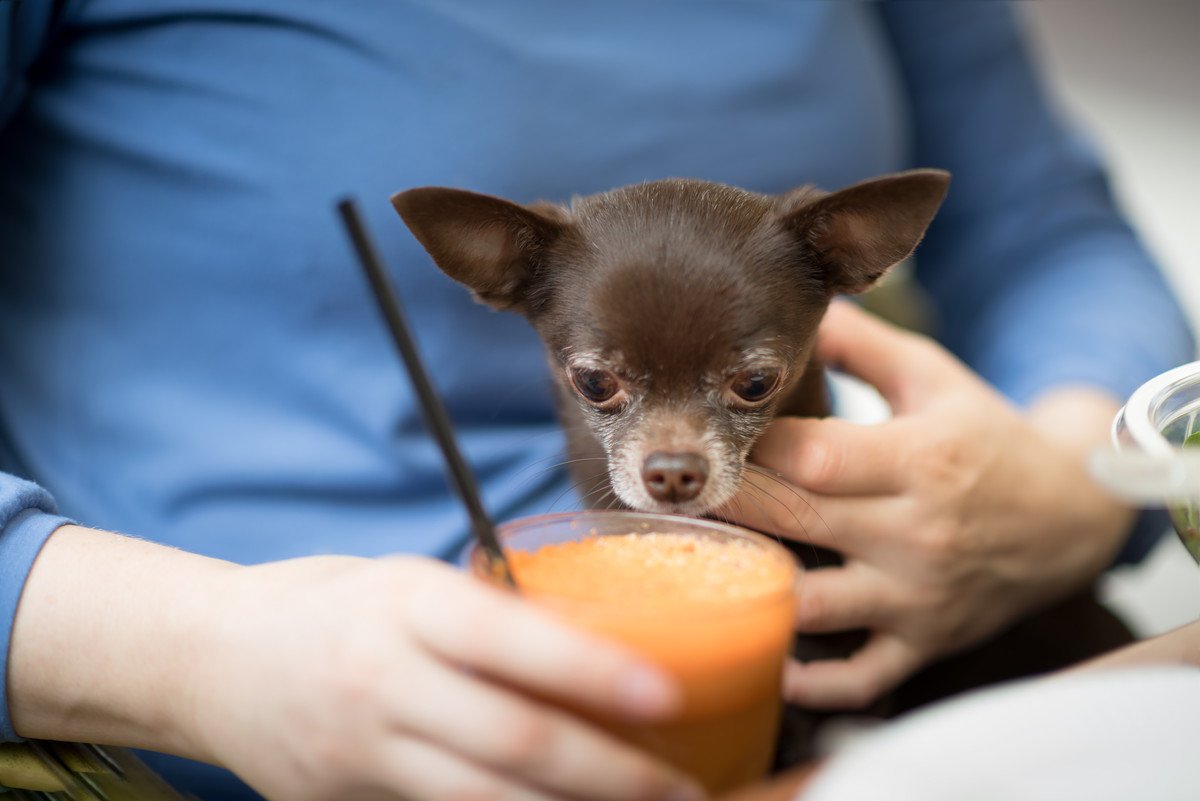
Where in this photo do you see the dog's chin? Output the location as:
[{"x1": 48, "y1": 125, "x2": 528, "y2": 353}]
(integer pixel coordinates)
[
  {"x1": 632, "y1": 498, "x2": 715, "y2": 517},
  {"x1": 610, "y1": 482, "x2": 738, "y2": 519}
]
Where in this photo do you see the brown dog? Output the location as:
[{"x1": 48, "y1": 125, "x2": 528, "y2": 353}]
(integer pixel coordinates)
[{"x1": 392, "y1": 170, "x2": 949, "y2": 763}]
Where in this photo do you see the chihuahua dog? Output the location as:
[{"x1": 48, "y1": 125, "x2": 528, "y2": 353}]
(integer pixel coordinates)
[{"x1": 392, "y1": 169, "x2": 949, "y2": 762}]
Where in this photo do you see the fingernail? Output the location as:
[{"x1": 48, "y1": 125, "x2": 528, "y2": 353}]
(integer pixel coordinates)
[{"x1": 617, "y1": 665, "x2": 680, "y2": 718}]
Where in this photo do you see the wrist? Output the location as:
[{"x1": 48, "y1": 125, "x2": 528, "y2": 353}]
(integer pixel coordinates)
[
  {"x1": 1046, "y1": 435, "x2": 1133, "y2": 561},
  {"x1": 1025, "y1": 386, "x2": 1122, "y2": 451},
  {"x1": 8, "y1": 525, "x2": 239, "y2": 758},
  {"x1": 1026, "y1": 388, "x2": 1135, "y2": 569}
]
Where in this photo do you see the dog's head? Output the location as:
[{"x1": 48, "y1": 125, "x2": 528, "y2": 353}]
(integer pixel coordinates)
[{"x1": 392, "y1": 171, "x2": 948, "y2": 514}]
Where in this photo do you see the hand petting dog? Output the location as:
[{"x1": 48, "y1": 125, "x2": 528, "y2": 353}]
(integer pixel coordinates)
[{"x1": 717, "y1": 301, "x2": 1134, "y2": 709}]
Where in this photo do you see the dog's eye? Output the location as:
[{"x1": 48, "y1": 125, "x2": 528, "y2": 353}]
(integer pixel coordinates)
[
  {"x1": 570, "y1": 367, "x2": 620, "y2": 405},
  {"x1": 729, "y1": 370, "x2": 780, "y2": 404}
]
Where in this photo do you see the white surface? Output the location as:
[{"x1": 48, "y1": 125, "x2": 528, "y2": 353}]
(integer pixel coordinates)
[
  {"x1": 826, "y1": 370, "x2": 891, "y2": 426},
  {"x1": 1103, "y1": 536, "x2": 1200, "y2": 637},
  {"x1": 802, "y1": 667, "x2": 1200, "y2": 801}
]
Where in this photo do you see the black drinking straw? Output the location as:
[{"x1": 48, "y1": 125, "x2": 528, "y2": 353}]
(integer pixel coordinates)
[{"x1": 337, "y1": 198, "x2": 517, "y2": 589}]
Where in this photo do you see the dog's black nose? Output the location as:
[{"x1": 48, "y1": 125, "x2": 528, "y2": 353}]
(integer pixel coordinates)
[{"x1": 642, "y1": 451, "x2": 708, "y2": 503}]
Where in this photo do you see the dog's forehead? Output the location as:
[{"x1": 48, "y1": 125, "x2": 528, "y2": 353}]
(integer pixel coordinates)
[
  {"x1": 570, "y1": 179, "x2": 773, "y2": 246},
  {"x1": 582, "y1": 265, "x2": 785, "y2": 372},
  {"x1": 550, "y1": 180, "x2": 823, "y2": 377}
]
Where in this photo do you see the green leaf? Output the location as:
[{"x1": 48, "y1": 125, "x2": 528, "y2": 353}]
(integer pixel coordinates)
[{"x1": 1175, "y1": 427, "x2": 1200, "y2": 563}]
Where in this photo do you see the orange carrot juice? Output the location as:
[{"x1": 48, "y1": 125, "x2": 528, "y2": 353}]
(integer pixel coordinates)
[{"x1": 475, "y1": 512, "x2": 797, "y2": 795}]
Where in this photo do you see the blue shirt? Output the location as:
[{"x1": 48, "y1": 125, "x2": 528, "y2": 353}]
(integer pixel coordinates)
[{"x1": 1, "y1": 2, "x2": 1193, "y2": 798}]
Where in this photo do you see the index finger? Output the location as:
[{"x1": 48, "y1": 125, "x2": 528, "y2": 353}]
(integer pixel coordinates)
[
  {"x1": 784, "y1": 633, "x2": 921, "y2": 710},
  {"x1": 754, "y1": 416, "x2": 908, "y2": 496},
  {"x1": 715, "y1": 467, "x2": 902, "y2": 555},
  {"x1": 816, "y1": 301, "x2": 958, "y2": 412},
  {"x1": 406, "y1": 564, "x2": 684, "y2": 723}
]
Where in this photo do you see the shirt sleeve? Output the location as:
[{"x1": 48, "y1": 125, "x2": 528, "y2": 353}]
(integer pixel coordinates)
[
  {"x1": 878, "y1": 3, "x2": 1195, "y2": 563},
  {"x1": 1, "y1": 477, "x2": 72, "y2": 741}
]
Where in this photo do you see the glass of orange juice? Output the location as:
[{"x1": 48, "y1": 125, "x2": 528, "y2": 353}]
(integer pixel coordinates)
[{"x1": 470, "y1": 510, "x2": 798, "y2": 795}]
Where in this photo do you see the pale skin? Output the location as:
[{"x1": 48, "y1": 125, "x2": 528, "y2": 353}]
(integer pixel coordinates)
[
  {"x1": 718, "y1": 301, "x2": 1138, "y2": 709},
  {"x1": 9, "y1": 528, "x2": 706, "y2": 801},
  {"x1": 1076, "y1": 619, "x2": 1200, "y2": 671}
]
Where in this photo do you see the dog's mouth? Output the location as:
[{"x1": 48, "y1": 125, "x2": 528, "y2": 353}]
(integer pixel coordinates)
[{"x1": 628, "y1": 494, "x2": 724, "y2": 517}]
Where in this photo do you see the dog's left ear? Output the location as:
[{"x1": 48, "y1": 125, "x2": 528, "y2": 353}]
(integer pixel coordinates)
[
  {"x1": 391, "y1": 187, "x2": 569, "y2": 312},
  {"x1": 780, "y1": 169, "x2": 950, "y2": 295}
]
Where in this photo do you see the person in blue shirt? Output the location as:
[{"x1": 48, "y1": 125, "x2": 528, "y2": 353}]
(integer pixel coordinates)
[{"x1": 0, "y1": 2, "x2": 1193, "y2": 800}]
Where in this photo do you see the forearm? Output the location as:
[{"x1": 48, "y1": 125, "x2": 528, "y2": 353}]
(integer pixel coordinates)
[
  {"x1": 8, "y1": 524, "x2": 238, "y2": 760},
  {"x1": 1077, "y1": 620, "x2": 1200, "y2": 671}
]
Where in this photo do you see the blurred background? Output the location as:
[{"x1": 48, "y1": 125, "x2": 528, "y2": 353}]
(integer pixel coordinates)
[{"x1": 1023, "y1": 1, "x2": 1200, "y2": 635}]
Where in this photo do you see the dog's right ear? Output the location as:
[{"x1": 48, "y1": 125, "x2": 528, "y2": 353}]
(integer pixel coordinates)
[
  {"x1": 778, "y1": 169, "x2": 950, "y2": 296},
  {"x1": 391, "y1": 187, "x2": 568, "y2": 311}
]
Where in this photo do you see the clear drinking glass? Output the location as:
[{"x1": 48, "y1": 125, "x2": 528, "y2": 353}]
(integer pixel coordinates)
[
  {"x1": 1111, "y1": 359, "x2": 1200, "y2": 562},
  {"x1": 470, "y1": 510, "x2": 799, "y2": 795}
]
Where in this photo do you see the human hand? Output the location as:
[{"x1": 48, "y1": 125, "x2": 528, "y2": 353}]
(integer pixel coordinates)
[
  {"x1": 186, "y1": 555, "x2": 704, "y2": 801},
  {"x1": 717, "y1": 302, "x2": 1133, "y2": 709}
]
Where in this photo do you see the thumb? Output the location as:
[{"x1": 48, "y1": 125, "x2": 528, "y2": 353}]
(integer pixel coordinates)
[{"x1": 817, "y1": 301, "x2": 960, "y2": 412}]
